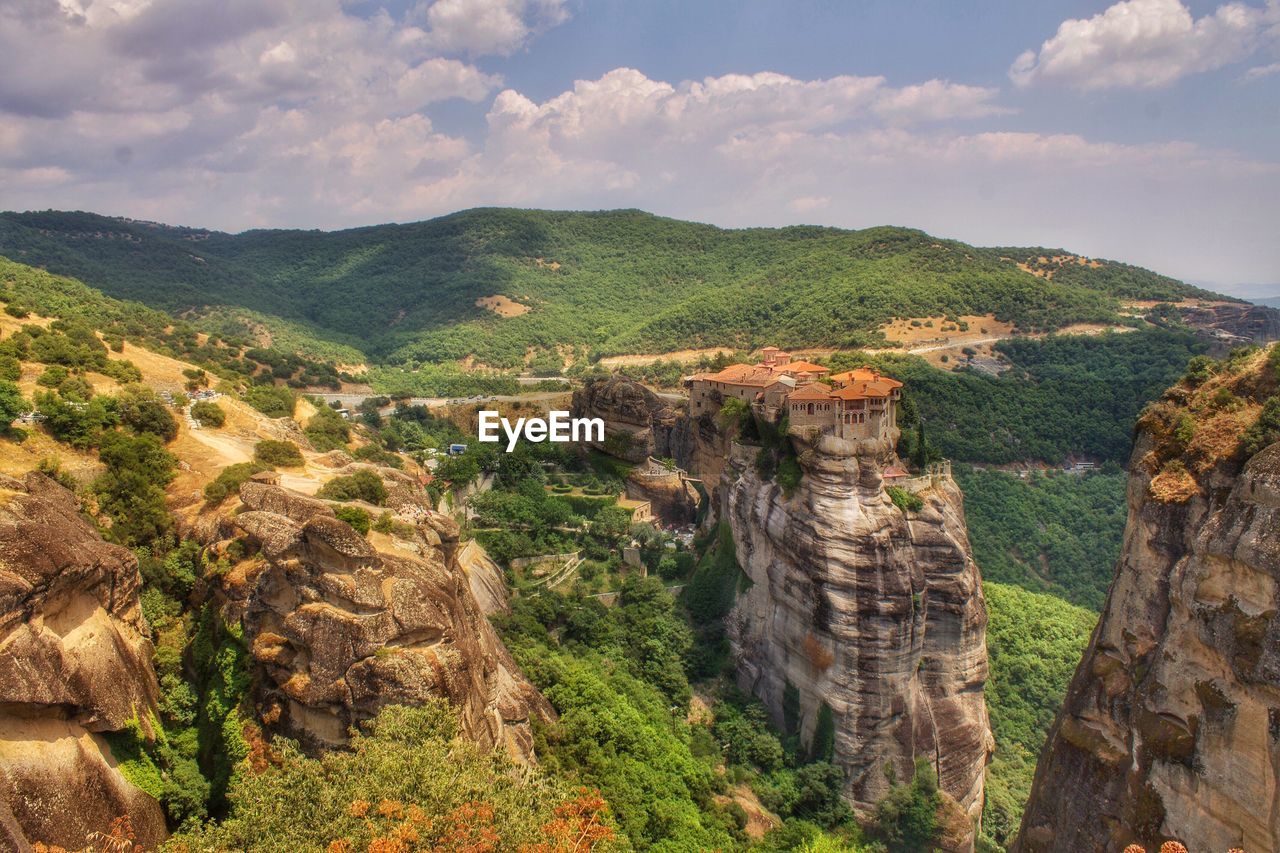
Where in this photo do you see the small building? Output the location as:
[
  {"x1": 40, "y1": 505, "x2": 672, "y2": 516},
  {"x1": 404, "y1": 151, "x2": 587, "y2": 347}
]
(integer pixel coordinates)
[
  {"x1": 249, "y1": 470, "x2": 281, "y2": 486},
  {"x1": 617, "y1": 497, "x2": 653, "y2": 524},
  {"x1": 448, "y1": 443, "x2": 468, "y2": 456}
]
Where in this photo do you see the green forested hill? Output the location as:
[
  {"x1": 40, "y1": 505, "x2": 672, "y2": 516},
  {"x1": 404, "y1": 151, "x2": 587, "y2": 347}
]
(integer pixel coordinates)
[{"x1": 0, "y1": 208, "x2": 1218, "y2": 367}]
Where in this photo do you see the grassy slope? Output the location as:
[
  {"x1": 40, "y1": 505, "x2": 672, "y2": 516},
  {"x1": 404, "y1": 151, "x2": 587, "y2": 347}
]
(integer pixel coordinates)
[{"x1": 0, "y1": 208, "x2": 1219, "y2": 368}]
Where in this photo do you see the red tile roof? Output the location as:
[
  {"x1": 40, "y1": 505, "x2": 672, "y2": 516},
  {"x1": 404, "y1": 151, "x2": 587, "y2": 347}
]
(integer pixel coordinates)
[
  {"x1": 782, "y1": 360, "x2": 830, "y2": 374},
  {"x1": 786, "y1": 382, "x2": 836, "y2": 400}
]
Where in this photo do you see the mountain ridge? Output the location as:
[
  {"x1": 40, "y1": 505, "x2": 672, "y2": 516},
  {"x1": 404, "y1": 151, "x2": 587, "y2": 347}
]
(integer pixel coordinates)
[{"x1": 0, "y1": 207, "x2": 1225, "y2": 369}]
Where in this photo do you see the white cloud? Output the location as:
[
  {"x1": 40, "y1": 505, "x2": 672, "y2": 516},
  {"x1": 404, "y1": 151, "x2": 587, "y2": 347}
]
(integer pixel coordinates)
[
  {"x1": 0, "y1": 5, "x2": 1276, "y2": 284},
  {"x1": 1011, "y1": 0, "x2": 1280, "y2": 90},
  {"x1": 415, "y1": 0, "x2": 570, "y2": 56},
  {"x1": 1241, "y1": 59, "x2": 1280, "y2": 78}
]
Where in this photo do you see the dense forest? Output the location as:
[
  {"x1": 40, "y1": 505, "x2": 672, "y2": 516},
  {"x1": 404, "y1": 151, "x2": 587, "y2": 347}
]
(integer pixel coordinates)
[
  {"x1": 0, "y1": 208, "x2": 1219, "y2": 370},
  {"x1": 828, "y1": 327, "x2": 1207, "y2": 464}
]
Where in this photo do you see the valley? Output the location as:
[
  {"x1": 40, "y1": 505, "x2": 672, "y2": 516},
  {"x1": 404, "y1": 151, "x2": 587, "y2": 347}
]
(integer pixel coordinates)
[{"x1": 0, "y1": 212, "x2": 1277, "y2": 853}]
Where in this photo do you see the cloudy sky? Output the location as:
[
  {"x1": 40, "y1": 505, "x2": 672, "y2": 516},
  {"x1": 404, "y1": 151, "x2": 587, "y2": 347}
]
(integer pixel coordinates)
[{"x1": 1, "y1": 0, "x2": 1278, "y2": 288}]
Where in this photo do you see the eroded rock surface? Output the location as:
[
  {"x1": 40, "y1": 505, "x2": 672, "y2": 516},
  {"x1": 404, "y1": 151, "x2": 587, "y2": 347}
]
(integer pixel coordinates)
[
  {"x1": 235, "y1": 483, "x2": 551, "y2": 760},
  {"x1": 571, "y1": 375, "x2": 681, "y2": 463},
  {"x1": 1016, "y1": 438, "x2": 1280, "y2": 853},
  {"x1": 724, "y1": 436, "x2": 992, "y2": 851},
  {"x1": 0, "y1": 473, "x2": 167, "y2": 851}
]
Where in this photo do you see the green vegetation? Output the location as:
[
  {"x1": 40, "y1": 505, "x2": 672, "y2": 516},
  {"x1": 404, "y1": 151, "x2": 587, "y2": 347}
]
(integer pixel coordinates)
[
  {"x1": 203, "y1": 461, "x2": 269, "y2": 505},
  {"x1": 833, "y1": 326, "x2": 1206, "y2": 464},
  {"x1": 190, "y1": 400, "x2": 226, "y2": 427},
  {"x1": 116, "y1": 384, "x2": 179, "y2": 442},
  {"x1": 885, "y1": 486, "x2": 923, "y2": 513},
  {"x1": 0, "y1": 209, "x2": 1213, "y2": 372},
  {"x1": 304, "y1": 403, "x2": 351, "y2": 451},
  {"x1": 980, "y1": 582, "x2": 1096, "y2": 850},
  {"x1": 334, "y1": 505, "x2": 371, "y2": 534},
  {"x1": 956, "y1": 466, "x2": 1127, "y2": 610},
  {"x1": 94, "y1": 430, "x2": 177, "y2": 546},
  {"x1": 0, "y1": 256, "x2": 341, "y2": 390},
  {"x1": 253, "y1": 439, "x2": 304, "y2": 466},
  {"x1": 872, "y1": 759, "x2": 941, "y2": 851},
  {"x1": 172, "y1": 704, "x2": 613, "y2": 852},
  {"x1": 242, "y1": 384, "x2": 296, "y2": 418},
  {"x1": 317, "y1": 469, "x2": 388, "y2": 505}
]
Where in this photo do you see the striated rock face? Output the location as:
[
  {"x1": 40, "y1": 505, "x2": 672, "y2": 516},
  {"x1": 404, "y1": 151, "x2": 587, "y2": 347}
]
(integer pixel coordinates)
[
  {"x1": 570, "y1": 375, "x2": 682, "y2": 463},
  {"x1": 724, "y1": 434, "x2": 992, "y2": 851},
  {"x1": 1017, "y1": 437, "x2": 1280, "y2": 853},
  {"x1": 0, "y1": 473, "x2": 167, "y2": 851},
  {"x1": 235, "y1": 483, "x2": 551, "y2": 760},
  {"x1": 1179, "y1": 302, "x2": 1280, "y2": 354}
]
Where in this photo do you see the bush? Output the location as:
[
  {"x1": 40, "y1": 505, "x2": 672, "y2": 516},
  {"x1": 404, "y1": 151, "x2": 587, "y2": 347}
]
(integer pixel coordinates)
[
  {"x1": 317, "y1": 469, "x2": 387, "y2": 505},
  {"x1": 0, "y1": 380, "x2": 28, "y2": 432},
  {"x1": 242, "y1": 384, "x2": 296, "y2": 418},
  {"x1": 204, "y1": 462, "x2": 269, "y2": 505},
  {"x1": 334, "y1": 505, "x2": 371, "y2": 535},
  {"x1": 117, "y1": 385, "x2": 178, "y2": 442},
  {"x1": 304, "y1": 404, "x2": 350, "y2": 451},
  {"x1": 886, "y1": 486, "x2": 923, "y2": 512},
  {"x1": 170, "y1": 704, "x2": 604, "y2": 852},
  {"x1": 191, "y1": 400, "x2": 226, "y2": 427},
  {"x1": 352, "y1": 443, "x2": 402, "y2": 468},
  {"x1": 254, "y1": 439, "x2": 304, "y2": 466},
  {"x1": 873, "y1": 758, "x2": 940, "y2": 850}
]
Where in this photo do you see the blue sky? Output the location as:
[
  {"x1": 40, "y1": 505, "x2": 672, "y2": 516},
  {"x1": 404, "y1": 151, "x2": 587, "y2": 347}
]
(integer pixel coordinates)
[{"x1": 1, "y1": 0, "x2": 1277, "y2": 290}]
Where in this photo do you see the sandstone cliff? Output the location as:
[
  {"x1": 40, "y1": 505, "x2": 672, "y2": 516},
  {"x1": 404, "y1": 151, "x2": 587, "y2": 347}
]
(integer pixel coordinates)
[
  {"x1": 1017, "y1": 349, "x2": 1280, "y2": 853},
  {"x1": 0, "y1": 473, "x2": 167, "y2": 851},
  {"x1": 571, "y1": 374, "x2": 729, "y2": 502},
  {"x1": 233, "y1": 482, "x2": 552, "y2": 760},
  {"x1": 724, "y1": 433, "x2": 993, "y2": 851},
  {"x1": 570, "y1": 375, "x2": 682, "y2": 463}
]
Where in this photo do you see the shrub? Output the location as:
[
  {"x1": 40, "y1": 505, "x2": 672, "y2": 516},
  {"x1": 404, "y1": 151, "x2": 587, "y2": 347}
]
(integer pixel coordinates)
[
  {"x1": 873, "y1": 758, "x2": 940, "y2": 850},
  {"x1": 204, "y1": 462, "x2": 269, "y2": 505},
  {"x1": 318, "y1": 469, "x2": 387, "y2": 505},
  {"x1": 0, "y1": 380, "x2": 29, "y2": 431},
  {"x1": 169, "y1": 704, "x2": 604, "y2": 852},
  {"x1": 776, "y1": 456, "x2": 803, "y2": 496},
  {"x1": 254, "y1": 439, "x2": 304, "y2": 466},
  {"x1": 334, "y1": 505, "x2": 371, "y2": 535},
  {"x1": 304, "y1": 404, "x2": 350, "y2": 451},
  {"x1": 887, "y1": 486, "x2": 924, "y2": 512},
  {"x1": 117, "y1": 384, "x2": 178, "y2": 442},
  {"x1": 37, "y1": 365, "x2": 69, "y2": 387},
  {"x1": 242, "y1": 384, "x2": 295, "y2": 418},
  {"x1": 352, "y1": 443, "x2": 402, "y2": 468},
  {"x1": 191, "y1": 400, "x2": 226, "y2": 427}
]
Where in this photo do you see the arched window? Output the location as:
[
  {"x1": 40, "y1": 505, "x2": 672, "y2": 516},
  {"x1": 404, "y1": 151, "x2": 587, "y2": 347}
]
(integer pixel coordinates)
[{"x1": 807, "y1": 403, "x2": 815, "y2": 415}]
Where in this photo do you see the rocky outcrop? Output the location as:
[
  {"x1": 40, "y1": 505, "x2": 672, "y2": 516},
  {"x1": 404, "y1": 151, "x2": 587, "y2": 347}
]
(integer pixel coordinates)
[
  {"x1": 0, "y1": 473, "x2": 167, "y2": 851},
  {"x1": 724, "y1": 434, "x2": 992, "y2": 851},
  {"x1": 1017, "y1": 351, "x2": 1280, "y2": 852},
  {"x1": 571, "y1": 375, "x2": 682, "y2": 463},
  {"x1": 1179, "y1": 301, "x2": 1280, "y2": 354},
  {"x1": 571, "y1": 375, "x2": 727, "y2": 504},
  {"x1": 235, "y1": 483, "x2": 551, "y2": 760}
]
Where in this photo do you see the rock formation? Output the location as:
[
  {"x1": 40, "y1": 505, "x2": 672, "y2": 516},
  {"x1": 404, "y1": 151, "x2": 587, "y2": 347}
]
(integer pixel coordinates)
[
  {"x1": 1017, "y1": 351, "x2": 1280, "y2": 853},
  {"x1": 1178, "y1": 301, "x2": 1280, "y2": 354},
  {"x1": 571, "y1": 374, "x2": 728, "y2": 500},
  {"x1": 0, "y1": 473, "x2": 167, "y2": 851},
  {"x1": 723, "y1": 433, "x2": 993, "y2": 851},
  {"x1": 234, "y1": 482, "x2": 551, "y2": 760},
  {"x1": 570, "y1": 375, "x2": 682, "y2": 463}
]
